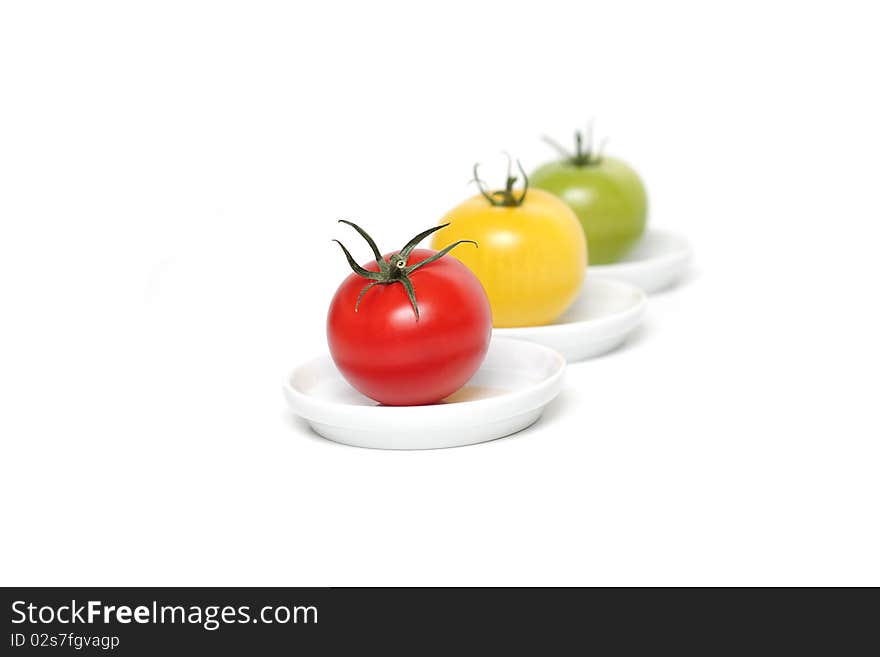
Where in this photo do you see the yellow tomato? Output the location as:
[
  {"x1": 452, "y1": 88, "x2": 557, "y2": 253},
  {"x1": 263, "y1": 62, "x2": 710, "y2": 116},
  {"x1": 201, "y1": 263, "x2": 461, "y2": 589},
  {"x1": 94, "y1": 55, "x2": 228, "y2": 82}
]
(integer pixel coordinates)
[{"x1": 433, "y1": 186, "x2": 586, "y2": 328}]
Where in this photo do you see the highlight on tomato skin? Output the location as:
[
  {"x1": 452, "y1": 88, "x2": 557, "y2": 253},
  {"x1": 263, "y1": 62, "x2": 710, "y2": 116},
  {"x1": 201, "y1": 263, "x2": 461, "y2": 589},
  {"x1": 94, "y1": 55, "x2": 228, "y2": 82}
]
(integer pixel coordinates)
[
  {"x1": 431, "y1": 157, "x2": 586, "y2": 329},
  {"x1": 530, "y1": 126, "x2": 648, "y2": 265},
  {"x1": 326, "y1": 221, "x2": 492, "y2": 407}
]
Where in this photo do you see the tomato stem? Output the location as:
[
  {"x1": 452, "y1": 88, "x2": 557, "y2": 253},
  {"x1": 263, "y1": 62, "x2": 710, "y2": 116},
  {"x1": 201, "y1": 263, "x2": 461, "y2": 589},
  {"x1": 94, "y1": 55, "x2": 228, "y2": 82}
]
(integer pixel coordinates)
[
  {"x1": 334, "y1": 221, "x2": 478, "y2": 321},
  {"x1": 472, "y1": 155, "x2": 529, "y2": 207},
  {"x1": 542, "y1": 122, "x2": 607, "y2": 167}
]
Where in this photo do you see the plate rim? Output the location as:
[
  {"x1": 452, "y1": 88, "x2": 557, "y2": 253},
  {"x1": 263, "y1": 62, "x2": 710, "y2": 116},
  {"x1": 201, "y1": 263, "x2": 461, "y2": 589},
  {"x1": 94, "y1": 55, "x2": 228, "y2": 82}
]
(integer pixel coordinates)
[
  {"x1": 589, "y1": 227, "x2": 693, "y2": 275},
  {"x1": 492, "y1": 277, "x2": 646, "y2": 337},
  {"x1": 283, "y1": 337, "x2": 567, "y2": 426}
]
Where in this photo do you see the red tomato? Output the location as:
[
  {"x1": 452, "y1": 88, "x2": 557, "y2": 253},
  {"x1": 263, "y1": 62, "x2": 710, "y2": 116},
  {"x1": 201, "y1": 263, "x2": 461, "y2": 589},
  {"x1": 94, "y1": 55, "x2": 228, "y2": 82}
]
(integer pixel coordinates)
[{"x1": 327, "y1": 223, "x2": 492, "y2": 406}]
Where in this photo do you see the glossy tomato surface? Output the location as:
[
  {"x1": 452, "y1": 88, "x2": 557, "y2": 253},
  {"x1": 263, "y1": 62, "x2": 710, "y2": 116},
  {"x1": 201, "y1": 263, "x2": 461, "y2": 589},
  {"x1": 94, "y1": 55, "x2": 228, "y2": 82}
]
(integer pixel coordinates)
[
  {"x1": 530, "y1": 156, "x2": 647, "y2": 264},
  {"x1": 432, "y1": 188, "x2": 586, "y2": 328},
  {"x1": 327, "y1": 248, "x2": 492, "y2": 406}
]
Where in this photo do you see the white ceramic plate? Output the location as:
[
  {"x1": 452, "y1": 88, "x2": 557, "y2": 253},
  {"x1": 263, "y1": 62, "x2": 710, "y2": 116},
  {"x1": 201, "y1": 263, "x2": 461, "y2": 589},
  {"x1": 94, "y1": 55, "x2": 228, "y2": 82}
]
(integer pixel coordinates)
[
  {"x1": 494, "y1": 278, "x2": 646, "y2": 362},
  {"x1": 284, "y1": 337, "x2": 565, "y2": 450},
  {"x1": 590, "y1": 229, "x2": 693, "y2": 294}
]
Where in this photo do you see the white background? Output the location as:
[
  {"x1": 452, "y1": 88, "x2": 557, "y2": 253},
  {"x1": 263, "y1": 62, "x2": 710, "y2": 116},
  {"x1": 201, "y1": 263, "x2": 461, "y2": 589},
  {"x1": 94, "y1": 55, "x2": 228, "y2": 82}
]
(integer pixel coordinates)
[{"x1": 2, "y1": 1, "x2": 878, "y2": 586}]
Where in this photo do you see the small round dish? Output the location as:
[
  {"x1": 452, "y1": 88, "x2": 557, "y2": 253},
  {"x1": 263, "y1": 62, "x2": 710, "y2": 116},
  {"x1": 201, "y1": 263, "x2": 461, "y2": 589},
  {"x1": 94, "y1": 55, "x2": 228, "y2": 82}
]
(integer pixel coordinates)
[
  {"x1": 493, "y1": 278, "x2": 646, "y2": 361},
  {"x1": 283, "y1": 337, "x2": 565, "y2": 450},
  {"x1": 589, "y1": 228, "x2": 693, "y2": 293}
]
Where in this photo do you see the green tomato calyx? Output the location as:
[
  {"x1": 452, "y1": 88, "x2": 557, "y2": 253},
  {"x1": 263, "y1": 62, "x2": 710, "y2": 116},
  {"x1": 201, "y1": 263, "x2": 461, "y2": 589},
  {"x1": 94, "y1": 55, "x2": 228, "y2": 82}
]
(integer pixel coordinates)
[
  {"x1": 472, "y1": 154, "x2": 529, "y2": 207},
  {"x1": 543, "y1": 123, "x2": 608, "y2": 167},
  {"x1": 333, "y1": 220, "x2": 477, "y2": 321}
]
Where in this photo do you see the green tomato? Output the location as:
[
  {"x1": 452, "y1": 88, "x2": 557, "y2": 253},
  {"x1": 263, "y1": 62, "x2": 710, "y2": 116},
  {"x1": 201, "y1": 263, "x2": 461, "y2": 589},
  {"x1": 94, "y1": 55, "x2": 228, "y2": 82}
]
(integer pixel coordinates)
[{"x1": 530, "y1": 137, "x2": 648, "y2": 265}]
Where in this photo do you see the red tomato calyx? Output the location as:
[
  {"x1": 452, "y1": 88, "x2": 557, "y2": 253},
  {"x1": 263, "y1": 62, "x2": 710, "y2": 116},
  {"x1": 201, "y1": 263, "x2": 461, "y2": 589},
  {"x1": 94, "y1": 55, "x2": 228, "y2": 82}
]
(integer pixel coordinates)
[
  {"x1": 542, "y1": 122, "x2": 609, "y2": 167},
  {"x1": 472, "y1": 154, "x2": 529, "y2": 207},
  {"x1": 333, "y1": 220, "x2": 477, "y2": 321}
]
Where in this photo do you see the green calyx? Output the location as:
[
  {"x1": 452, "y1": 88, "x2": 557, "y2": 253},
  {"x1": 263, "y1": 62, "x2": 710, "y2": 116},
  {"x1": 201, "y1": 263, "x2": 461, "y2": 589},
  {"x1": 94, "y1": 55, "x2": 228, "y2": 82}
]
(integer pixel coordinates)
[
  {"x1": 473, "y1": 154, "x2": 529, "y2": 207},
  {"x1": 333, "y1": 220, "x2": 477, "y2": 321},
  {"x1": 542, "y1": 122, "x2": 607, "y2": 167}
]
